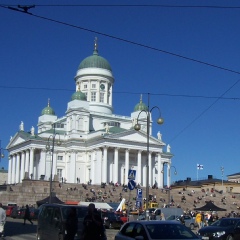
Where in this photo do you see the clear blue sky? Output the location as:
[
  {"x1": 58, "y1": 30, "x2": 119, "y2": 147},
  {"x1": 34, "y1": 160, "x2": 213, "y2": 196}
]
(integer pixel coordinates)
[{"x1": 1, "y1": 0, "x2": 240, "y2": 183}]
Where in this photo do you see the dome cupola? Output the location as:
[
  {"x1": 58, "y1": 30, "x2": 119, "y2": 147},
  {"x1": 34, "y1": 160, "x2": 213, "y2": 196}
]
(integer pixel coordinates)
[
  {"x1": 78, "y1": 38, "x2": 112, "y2": 72},
  {"x1": 41, "y1": 99, "x2": 55, "y2": 116},
  {"x1": 134, "y1": 95, "x2": 148, "y2": 112},
  {"x1": 71, "y1": 84, "x2": 87, "y2": 101}
]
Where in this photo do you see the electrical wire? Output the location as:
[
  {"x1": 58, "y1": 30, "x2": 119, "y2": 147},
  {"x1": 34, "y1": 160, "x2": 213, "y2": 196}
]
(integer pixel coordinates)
[
  {"x1": 0, "y1": 85, "x2": 240, "y2": 101},
  {"x1": 1, "y1": 4, "x2": 240, "y2": 144},
  {"x1": 0, "y1": 4, "x2": 240, "y2": 75},
  {"x1": 168, "y1": 79, "x2": 240, "y2": 143},
  {"x1": 2, "y1": 4, "x2": 240, "y2": 8}
]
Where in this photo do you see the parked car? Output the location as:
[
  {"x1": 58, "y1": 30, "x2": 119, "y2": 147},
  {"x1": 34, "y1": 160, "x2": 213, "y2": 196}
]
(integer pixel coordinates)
[
  {"x1": 101, "y1": 211, "x2": 123, "y2": 229},
  {"x1": 167, "y1": 214, "x2": 197, "y2": 230},
  {"x1": 115, "y1": 220, "x2": 200, "y2": 240},
  {"x1": 198, "y1": 217, "x2": 240, "y2": 240},
  {"x1": 37, "y1": 203, "x2": 88, "y2": 240},
  {"x1": 30, "y1": 208, "x2": 39, "y2": 220},
  {"x1": 10, "y1": 207, "x2": 24, "y2": 219},
  {"x1": 6, "y1": 206, "x2": 15, "y2": 217}
]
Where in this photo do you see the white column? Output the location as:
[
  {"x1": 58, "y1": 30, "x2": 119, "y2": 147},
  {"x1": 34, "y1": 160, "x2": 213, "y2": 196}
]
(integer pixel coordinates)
[
  {"x1": 20, "y1": 152, "x2": 25, "y2": 182},
  {"x1": 124, "y1": 149, "x2": 129, "y2": 185},
  {"x1": 137, "y1": 150, "x2": 142, "y2": 185},
  {"x1": 157, "y1": 154, "x2": 163, "y2": 188},
  {"x1": 114, "y1": 148, "x2": 119, "y2": 184},
  {"x1": 39, "y1": 149, "x2": 46, "y2": 176},
  {"x1": 16, "y1": 153, "x2": 20, "y2": 183},
  {"x1": 29, "y1": 148, "x2": 34, "y2": 178},
  {"x1": 70, "y1": 151, "x2": 76, "y2": 183},
  {"x1": 167, "y1": 163, "x2": 171, "y2": 187},
  {"x1": 11, "y1": 155, "x2": 16, "y2": 184},
  {"x1": 95, "y1": 148, "x2": 102, "y2": 184},
  {"x1": 121, "y1": 164, "x2": 124, "y2": 185},
  {"x1": 52, "y1": 152, "x2": 57, "y2": 178},
  {"x1": 8, "y1": 156, "x2": 12, "y2": 184},
  {"x1": 148, "y1": 152, "x2": 152, "y2": 187},
  {"x1": 25, "y1": 150, "x2": 30, "y2": 175},
  {"x1": 102, "y1": 147, "x2": 108, "y2": 183},
  {"x1": 90, "y1": 151, "x2": 95, "y2": 183}
]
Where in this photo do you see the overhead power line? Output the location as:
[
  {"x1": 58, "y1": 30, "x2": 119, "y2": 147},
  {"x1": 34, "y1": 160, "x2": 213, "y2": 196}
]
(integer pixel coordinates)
[
  {"x1": 1, "y1": 4, "x2": 240, "y2": 75},
  {"x1": 168, "y1": 79, "x2": 240, "y2": 143},
  {"x1": 2, "y1": 4, "x2": 240, "y2": 8},
  {"x1": 0, "y1": 85, "x2": 240, "y2": 101}
]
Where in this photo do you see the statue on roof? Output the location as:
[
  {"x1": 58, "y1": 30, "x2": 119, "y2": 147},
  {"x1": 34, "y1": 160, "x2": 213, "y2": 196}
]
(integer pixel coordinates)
[
  {"x1": 105, "y1": 123, "x2": 110, "y2": 133},
  {"x1": 157, "y1": 131, "x2": 162, "y2": 140},
  {"x1": 31, "y1": 126, "x2": 35, "y2": 136},
  {"x1": 19, "y1": 121, "x2": 24, "y2": 131},
  {"x1": 167, "y1": 144, "x2": 171, "y2": 153}
]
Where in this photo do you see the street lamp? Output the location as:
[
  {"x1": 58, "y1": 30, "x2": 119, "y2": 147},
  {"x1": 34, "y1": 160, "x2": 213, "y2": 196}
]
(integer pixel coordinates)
[
  {"x1": 221, "y1": 166, "x2": 224, "y2": 186},
  {"x1": 46, "y1": 123, "x2": 61, "y2": 203},
  {"x1": 0, "y1": 140, "x2": 6, "y2": 160},
  {"x1": 134, "y1": 93, "x2": 163, "y2": 217}
]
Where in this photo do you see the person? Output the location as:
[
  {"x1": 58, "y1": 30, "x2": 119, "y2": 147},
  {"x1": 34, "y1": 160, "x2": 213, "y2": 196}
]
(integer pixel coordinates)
[
  {"x1": 64, "y1": 207, "x2": 78, "y2": 240},
  {"x1": 160, "y1": 213, "x2": 165, "y2": 220},
  {"x1": 23, "y1": 205, "x2": 33, "y2": 225},
  {"x1": 82, "y1": 203, "x2": 106, "y2": 240},
  {"x1": 195, "y1": 211, "x2": 202, "y2": 230},
  {"x1": 179, "y1": 215, "x2": 185, "y2": 225},
  {"x1": 0, "y1": 203, "x2": 6, "y2": 237}
]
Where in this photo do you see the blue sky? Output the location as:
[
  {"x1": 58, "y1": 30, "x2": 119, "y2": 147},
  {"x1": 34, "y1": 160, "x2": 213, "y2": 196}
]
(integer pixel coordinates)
[{"x1": 1, "y1": 0, "x2": 240, "y2": 183}]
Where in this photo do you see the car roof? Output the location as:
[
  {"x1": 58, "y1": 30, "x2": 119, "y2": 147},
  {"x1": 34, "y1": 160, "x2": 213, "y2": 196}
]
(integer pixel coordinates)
[{"x1": 125, "y1": 220, "x2": 182, "y2": 225}]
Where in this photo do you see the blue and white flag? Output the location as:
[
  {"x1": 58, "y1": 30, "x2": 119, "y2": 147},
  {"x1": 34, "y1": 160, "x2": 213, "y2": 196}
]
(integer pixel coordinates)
[{"x1": 197, "y1": 164, "x2": 203, "y2": 170}]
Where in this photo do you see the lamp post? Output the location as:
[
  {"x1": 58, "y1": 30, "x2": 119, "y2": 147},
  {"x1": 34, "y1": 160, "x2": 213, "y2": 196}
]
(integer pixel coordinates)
[
  {"x1": 0, "y1": 140, "x2": 5, "y2": 160},
  {"x1": 220, "y1": 166, "x2": 224, "y2": 186},
  {"x1": 168, "y1": 166, "x2": 177, "y2": 204},
  {"x1": 46, "y1": 123, "x2": 61, "y2": 204},
  {"x1": 134, "y1": 93, "x2": 163, "y2": 217}
]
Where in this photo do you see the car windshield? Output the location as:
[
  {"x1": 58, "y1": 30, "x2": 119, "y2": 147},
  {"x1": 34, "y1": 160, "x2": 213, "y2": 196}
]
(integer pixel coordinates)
[
  {"x1": 61, "y1": 207, "x2": 88, "y2": 220},
  {"x1": 211, "y1": 219, "x2": 238, "y2": 227},
  {"x1": 146, "y1": 223, "x2": 197, "y2": 239},
  {"x1": 166, "y1": 215, "x2": 178, "y2": 220}
]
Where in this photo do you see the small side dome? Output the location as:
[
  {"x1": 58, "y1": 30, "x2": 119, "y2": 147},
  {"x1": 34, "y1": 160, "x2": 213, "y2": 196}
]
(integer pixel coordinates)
[
  {"x1": 78, "y1": 38, "x2": 112, "y2": 72},
  {"x1": 71, "y1": 90, "x2": 87, "y2": 101},
  {"x1": 41, "y1": 99, "x2": 55, "y2": 116},
  {"x1": 134, "y1": 95, "x2": 148, "y2": 112}
]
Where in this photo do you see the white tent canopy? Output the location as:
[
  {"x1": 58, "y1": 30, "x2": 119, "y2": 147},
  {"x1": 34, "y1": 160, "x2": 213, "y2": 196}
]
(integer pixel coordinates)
[{"x1": 78, "y1": 202, "x2": 113, "y2": 210}]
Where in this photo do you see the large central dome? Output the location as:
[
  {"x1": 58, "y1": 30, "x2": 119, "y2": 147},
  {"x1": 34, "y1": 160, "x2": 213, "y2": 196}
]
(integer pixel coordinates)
[{"x1": 78, "y1": 48, "x2": 112, "y2": 72}]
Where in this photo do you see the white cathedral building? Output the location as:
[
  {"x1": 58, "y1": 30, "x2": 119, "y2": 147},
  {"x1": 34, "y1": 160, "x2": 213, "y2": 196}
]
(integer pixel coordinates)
[{"x1": 6, "y1": 40, "x2": 173, "y2": 188}]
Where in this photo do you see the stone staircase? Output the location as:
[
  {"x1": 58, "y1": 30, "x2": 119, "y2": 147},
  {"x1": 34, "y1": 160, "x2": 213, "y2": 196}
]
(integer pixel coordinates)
[{"x1": 0, "y1": 179, "x2": 240, "y2": 218}]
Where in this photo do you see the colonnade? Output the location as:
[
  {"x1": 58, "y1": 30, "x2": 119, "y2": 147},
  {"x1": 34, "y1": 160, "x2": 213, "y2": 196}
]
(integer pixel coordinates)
[
  {"x1": 7, "y1": 146, "x2": 172, "y2": 188},
  {"x1": 8, "y1": 148, "x2": 35, "y2": 184}
]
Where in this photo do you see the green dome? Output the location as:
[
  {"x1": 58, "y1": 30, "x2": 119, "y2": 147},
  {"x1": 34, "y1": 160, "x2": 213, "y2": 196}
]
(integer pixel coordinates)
[
  {"x1": 41, "y1": 100, "x2": 55, "y2": 116},
  {"x1": 134, "y1": 95, "x2": 148, "y2": 112},
  {"x1": 78, "y1": 41, "x2": 112, "y2": 71},
  {"x1": 71, "y1": 91, "x2": 87, "y2": 101},
  {"x1": 79, "y1": 50, "x2": 112, "y2": 71}
]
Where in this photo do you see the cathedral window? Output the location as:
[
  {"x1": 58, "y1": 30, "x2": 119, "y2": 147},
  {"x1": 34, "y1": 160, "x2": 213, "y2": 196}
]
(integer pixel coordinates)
[
  {"x1": 84, "y1": 84, "x2": 87, "y2": 89},
  {"x1": 92, "y1": 83, "x2": 96, "y2": 88},
  {"x1": 57, "y1": 156, "x2": 63, "y2": 161},
  {"x1": 57, "y1": 169, "x2": 62, "y2": 181},
  {"x1": 78, "y1": 118, "x2": 83, "y2": 130},
  {"x1": 100, "y1": 92, "x2": 104, "y2": 103},
  {"x1": 56, "y1": 123, "x2": 64, "y2": 128},
  {"x1": 91, "y1": 92, "x2": 96, "y2": 101},
  {"x1": 84, "y1": 92, "x2": 88, "y2": 100}
]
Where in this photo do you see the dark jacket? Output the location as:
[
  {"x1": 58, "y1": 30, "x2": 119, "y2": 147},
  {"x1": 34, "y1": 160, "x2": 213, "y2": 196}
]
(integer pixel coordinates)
[{"x1": 83, "y1": 209, "x2": 104, "y2": 240}]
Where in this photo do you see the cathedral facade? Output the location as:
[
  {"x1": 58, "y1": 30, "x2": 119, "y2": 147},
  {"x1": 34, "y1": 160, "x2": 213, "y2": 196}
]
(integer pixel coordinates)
[{"x1": 6, "y1": 40, "x2": 173, "y2": 188}]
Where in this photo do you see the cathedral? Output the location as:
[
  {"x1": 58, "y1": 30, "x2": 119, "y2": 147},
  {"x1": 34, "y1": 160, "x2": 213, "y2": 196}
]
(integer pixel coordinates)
[{"x1": 6, "y1": 39, "x2": 173, "y2": 188}]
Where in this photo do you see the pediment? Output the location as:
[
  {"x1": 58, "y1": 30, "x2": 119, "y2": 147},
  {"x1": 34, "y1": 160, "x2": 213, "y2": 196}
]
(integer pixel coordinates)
[
  {"x1": 106, "y1": 130, "x2": 162, "y2": 145},
  {"x1": 7, "y1": 132, "x2": 29, "y2": 148}
]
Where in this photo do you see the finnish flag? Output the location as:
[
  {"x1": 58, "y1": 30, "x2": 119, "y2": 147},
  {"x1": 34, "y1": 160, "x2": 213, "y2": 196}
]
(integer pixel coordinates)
[{"x1": 197, "y1": 164, "x2": 203, "y2": 170}]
